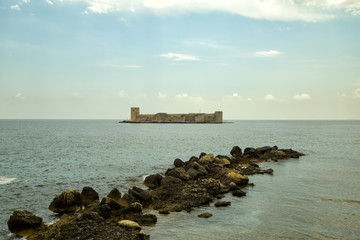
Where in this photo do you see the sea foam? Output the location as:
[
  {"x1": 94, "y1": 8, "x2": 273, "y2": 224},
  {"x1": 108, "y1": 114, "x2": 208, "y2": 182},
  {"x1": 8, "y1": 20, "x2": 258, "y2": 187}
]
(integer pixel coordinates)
[{"x1": 0, "y1": 176, "x2": 16, "y2": 185}]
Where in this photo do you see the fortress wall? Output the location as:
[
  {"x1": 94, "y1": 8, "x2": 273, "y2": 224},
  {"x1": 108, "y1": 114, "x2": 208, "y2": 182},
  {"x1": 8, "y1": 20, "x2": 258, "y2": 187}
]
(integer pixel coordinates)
[{"x1": 129, "y1": 108, "x2": 223, "y2": 123}]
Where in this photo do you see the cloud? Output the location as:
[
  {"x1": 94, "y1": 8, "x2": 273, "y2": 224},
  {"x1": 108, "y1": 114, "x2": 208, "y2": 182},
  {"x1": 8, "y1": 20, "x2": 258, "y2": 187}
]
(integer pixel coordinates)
[
  {"x1": 254, "y1": 50, "x2": 281, "y2": 57},
  {"x1": 160, "y1": 53, "x2": 199, "y2": 61},
  {"x1": 158, "y1": 92, "x2": 168, "y2": 99},
  {"x1": 46, "y1": 0, "x2": 54, "y2": 5},
  {"x1": 57, "y1": 0, "x2": 360, "y2": 21},
  {"x1": 293, "y1": 93, "x2": 311, "y2": 100},
  {"x1": 117, "y1": 90, "x2": 125, "y2": 97},
  {"x1": 232, "y1": 93, "x2": 241, "y2": 99},
  {"x1": 264, "y1": 94, "x2": 276, "y2": 101},
  {"x1": 175, "y1": 93, "x2": 188, "y2": 98},
  {"x1": 353, "y1": 88, "x2": 360, "y2": 99},
  {"x1": 15, "y1": 93, "x2": 25, "y2": 99},
  {"x1": 246, "y1": 97, "x2": 253, "y2": 102},
  {"x1": 11, "y1": 5, "x2": 21, "y2": 11}
]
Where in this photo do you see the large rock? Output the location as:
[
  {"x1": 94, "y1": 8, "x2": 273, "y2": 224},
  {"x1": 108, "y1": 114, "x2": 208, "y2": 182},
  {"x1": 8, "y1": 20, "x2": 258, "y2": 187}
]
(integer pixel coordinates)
[
  {"x1": 81, "y1": 186, "x2": 99, "y2": 207},
  {"x1": 224, "y1": 170, "x2": 249, "y2": 185},
  {"x1": 107, "y1": 188, "x2": 122, "y2": 201},
  {"x1": 144, "y1": 174, "x2": 163, "y2": 189},
  {"x1": 7, "y1": 210, "x2": 42, "y2": 237},
  {"x1": 215, "y1": 201, "x2": 231, "y2": 207},
  {"x1": 230, "y1": 146, "x2": 243, "y2": 158},
  {"x1": 174, "y1": 158, "x2": 185, "y2": 167},
  {"x1": 48, "y1": 189, "x2": 82, "y2": 213},
  {"x1": 255, "y1": 146, "x2": 273, "y2": 155},
  {"x1": 118, "y1": 220, "x2": 141, "y2": 231},
  {"x1": 198, "y1": 154, "x2": 214, "y2": 164},
  {"x1": 160, "y1": 176, "x2": 183, "y2": 187},
  {"x1": 165, "y1": 167, "x2": 191, "y2": 181},
  {"x1": 124, "y1": 186, "x2": 152, "y2": 206},
  {"x1": 100, "y1": 197, "x2": 122, "y2": 210},
  {"x1": 214, "y1": 157, "x2": 230, "y2": 166}
]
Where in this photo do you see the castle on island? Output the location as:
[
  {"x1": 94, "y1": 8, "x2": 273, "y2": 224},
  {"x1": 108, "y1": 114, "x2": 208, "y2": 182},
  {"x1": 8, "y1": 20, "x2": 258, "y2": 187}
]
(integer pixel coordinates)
[{"x1": 123, "y1": 107, "x2": 223, "y2": 123}]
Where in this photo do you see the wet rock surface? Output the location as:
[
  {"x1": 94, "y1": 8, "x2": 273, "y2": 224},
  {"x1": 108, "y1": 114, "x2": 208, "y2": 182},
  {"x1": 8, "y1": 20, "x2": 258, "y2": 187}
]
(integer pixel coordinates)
[{"x1": 8, "y1": 145, "x2": 304, "y2": 239}]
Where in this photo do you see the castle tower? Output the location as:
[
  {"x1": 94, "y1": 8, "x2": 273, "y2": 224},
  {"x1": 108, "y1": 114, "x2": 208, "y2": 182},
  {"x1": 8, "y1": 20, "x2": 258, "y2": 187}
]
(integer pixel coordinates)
[
  {"x1": 131, "y1": 107, "x2": 140, "y2": 121},
  {"x1": 214, "y1": 111, "x2": 223, "y2": 123}
]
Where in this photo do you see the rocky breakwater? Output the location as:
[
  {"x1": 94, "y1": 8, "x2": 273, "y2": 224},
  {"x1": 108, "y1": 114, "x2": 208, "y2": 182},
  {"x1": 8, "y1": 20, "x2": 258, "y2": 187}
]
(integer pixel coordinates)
[{"x1": 7, "y1": 146, "x2": 304, "y2": 239}]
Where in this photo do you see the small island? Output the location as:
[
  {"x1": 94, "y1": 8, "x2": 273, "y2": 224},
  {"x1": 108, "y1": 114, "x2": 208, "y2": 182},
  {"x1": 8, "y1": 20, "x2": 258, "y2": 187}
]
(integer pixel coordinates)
[{"x1": 122, "y1": 107, "x2": 223, "y2": 123}]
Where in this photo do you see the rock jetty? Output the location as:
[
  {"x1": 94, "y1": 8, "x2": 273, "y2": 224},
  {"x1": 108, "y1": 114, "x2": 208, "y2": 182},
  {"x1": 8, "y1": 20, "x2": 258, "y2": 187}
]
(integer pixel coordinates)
[{"x1": 8, "y1": 146, "x2": 304, "y2": 239}]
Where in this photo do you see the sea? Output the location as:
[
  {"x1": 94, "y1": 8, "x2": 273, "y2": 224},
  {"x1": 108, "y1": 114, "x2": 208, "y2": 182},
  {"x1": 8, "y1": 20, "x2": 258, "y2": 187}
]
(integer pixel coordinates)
[{"x1": 0, "y1": 120, "x2": 359, "y2": 240}]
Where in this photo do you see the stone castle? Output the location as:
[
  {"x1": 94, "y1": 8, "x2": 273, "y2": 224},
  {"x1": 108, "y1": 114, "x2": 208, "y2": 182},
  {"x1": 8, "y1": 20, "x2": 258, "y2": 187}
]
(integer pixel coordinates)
[{"x1": 124, "y1": 107, "x2": 223, "y2": 123}]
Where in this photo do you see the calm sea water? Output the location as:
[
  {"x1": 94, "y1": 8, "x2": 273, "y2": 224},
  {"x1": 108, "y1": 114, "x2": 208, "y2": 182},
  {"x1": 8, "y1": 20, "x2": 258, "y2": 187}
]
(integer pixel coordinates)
[{"x1": 1, "y1": 120, "x2": 359, "y2": 239}]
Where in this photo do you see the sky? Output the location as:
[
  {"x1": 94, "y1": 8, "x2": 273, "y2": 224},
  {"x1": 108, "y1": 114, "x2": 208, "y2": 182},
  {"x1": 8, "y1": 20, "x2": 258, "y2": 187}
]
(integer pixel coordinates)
[{"x1": 1, "y1": 0, "x2": 360, "y2": 120}]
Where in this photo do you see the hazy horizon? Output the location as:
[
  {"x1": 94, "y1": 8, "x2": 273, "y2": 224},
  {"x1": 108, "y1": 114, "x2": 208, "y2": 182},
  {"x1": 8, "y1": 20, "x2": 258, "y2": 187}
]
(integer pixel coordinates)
[{"x1": 1, "y1": 0, "x2": 360, "y2": 120}]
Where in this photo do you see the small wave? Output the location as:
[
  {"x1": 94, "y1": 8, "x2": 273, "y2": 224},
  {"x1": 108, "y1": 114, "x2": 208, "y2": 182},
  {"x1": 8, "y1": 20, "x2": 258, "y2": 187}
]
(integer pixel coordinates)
[
  {"x1": 322, "y1": 197, "x2": 360, "y2": 205},
  {"x1": 0, "y1": 176, "x2": 16, "y2": 185}
]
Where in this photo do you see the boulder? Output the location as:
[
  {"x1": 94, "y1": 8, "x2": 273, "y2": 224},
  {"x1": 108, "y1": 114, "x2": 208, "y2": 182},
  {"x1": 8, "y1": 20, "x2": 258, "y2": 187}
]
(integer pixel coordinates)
[
  {"x1": 198, "y1": 212, "x2": 213, "y2": 218},
  {"x1": 7, "y1": 210, "x2": 42, "y2": 236},
  {"x1": 232, "y1": 190, "x2": 246, "y2": 197},
  {"x1": 144, "y1": 174, "x2": 163, "y2": 189},
  {"x1": 118, "y1": 220, "x2": 141, "y2": 231},
  {"x1": 198, "y1": 154, "x2": 214, "y2": 164},
  {"x1": 160, "y1": 176, "x2": 183, "y2": 187},
  {"x1": 100, "y1": 197, "x2": 122, "y2": 210},
  {"x1": 165, "y1": 167, "x2": 191, "y2": 181},
  {"x1": 127, "y1": 202, "x2": 143, "y2": 213},
  {"x1": 225, "y1": 170, "x2": 249, "y2": 185},
  {"x1": 215, "y1": 201, "x2": 231, "y2": 207},
  {"x1": 48, "y1": 189, "x2": 82, "y2": 213},
  {"x1": 174, "y1": 158, "x2": 184, "y2": 167},
  {"x1": 187, "y1": 167, "x2": 201, "y2": 180},
  {"x1": 255, "y1": 146, "x2": 273, "y2": 155},
  {"x1": 107, "y1": 188, "x2": 122, "y2": 201},
  {"x1": 214, "y1": 157, "x2": 230, "y2": 166},
  {"x1": 96, "y1": 204, "x2": 111, "y2": 219},
  {"x1": 140, "y1": 213, "x2": 157, "y2": 224},
  {"x1": 199, "y1": 152, "x2": 207, "y2": 159},
  {"x1": 230, "y1": 146, "x2": 243, "y2": 158},
  {"x1": 243, "y1": 147, "x2": 259, "y2": 158},
  {"x1": 128, "y1": 186, "x2": 152, "y2": 206},
  {"x1": 81, "y1": 212, "x2": 104, "y2": 223},
  {"x1": 81, "y1": 186, "x2": 99, "y2": 207}
]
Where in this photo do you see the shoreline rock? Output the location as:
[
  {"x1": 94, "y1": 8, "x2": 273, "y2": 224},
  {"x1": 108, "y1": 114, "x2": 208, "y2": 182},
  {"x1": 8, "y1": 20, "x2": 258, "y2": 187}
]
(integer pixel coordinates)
[{"x1": 8, "y1": 145, "x2": 304, "y2": 239}]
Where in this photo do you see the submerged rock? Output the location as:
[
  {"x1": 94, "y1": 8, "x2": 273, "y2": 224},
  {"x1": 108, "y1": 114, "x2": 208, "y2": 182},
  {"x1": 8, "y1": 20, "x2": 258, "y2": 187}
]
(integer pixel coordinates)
[
  {"x1": 198, "y1": 212, "x2": 213, "y2": 218},
  {"x1": 215, "y1": 201, "x2": 231, "y2": 207},
  {"x1": 7, "y1": 210, "x2": 42, "y2": 237}
]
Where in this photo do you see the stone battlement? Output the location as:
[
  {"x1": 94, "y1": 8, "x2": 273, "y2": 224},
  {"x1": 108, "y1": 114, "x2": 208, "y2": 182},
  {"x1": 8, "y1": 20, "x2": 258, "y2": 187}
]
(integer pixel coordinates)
[{"x1": 124, "y1": 107, "x2": 223, "y2": 123}]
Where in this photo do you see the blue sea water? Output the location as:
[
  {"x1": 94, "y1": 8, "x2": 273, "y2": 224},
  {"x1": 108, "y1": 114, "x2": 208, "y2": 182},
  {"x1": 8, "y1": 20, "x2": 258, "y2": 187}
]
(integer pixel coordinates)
[{"x1": 0, "y1": 120, "x2": 359, "y2": 239}]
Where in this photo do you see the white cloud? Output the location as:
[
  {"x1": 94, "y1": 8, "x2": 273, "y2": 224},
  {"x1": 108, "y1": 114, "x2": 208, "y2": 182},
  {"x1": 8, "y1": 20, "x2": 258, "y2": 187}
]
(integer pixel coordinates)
[
  {"x1": 15, "y1": 93, "x2": 25, "y2": 99},
  {"x1": 160, "y1": 53, "x2": 199, "y2": 61},
  {"x1": 175, "y1": 93, "x2": 188, "y2": 98},
  {"x1": 264, "y1": 94, "x2": 276, "y2": 101},
  {"x1": 232, "y1": 93, "x2": 241, "y2": 98},
  {"x1": 57, "y1": 0, "x2": 360, "y2": 21},
  {"x1": 46, "y1": 0, "x2": 54, "y2": 5},
  {"x1": 22, "y1": 0, "x2": 30, "y2": 3},
  {"x1": 246, "y1": 97, "x2": 253, "y2": 102},
  {"x1": 158, "y1": 92, "x2": 168, "y2": 99},
  {"x1": 117, "y1": 90, "x2": 125, "y2": 97},
  {"x1": 353, "y1": 88, "x2": 360, "y2": 99},
  {"x1": 293, "y1": 93, "x2": 312, "y2": 100},
  {"x1": 254, "y1": 50, "x2": 281, "y2": 57},
  {"x1": 11, "y1": 5, "x2": 21, "y2": 11}
]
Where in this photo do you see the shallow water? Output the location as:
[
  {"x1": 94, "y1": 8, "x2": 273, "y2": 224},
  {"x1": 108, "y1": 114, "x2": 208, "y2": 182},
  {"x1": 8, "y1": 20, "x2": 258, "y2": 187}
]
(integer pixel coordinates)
[{"x1": 1, "y1": 120, "x2": 359, "y2": 239}]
